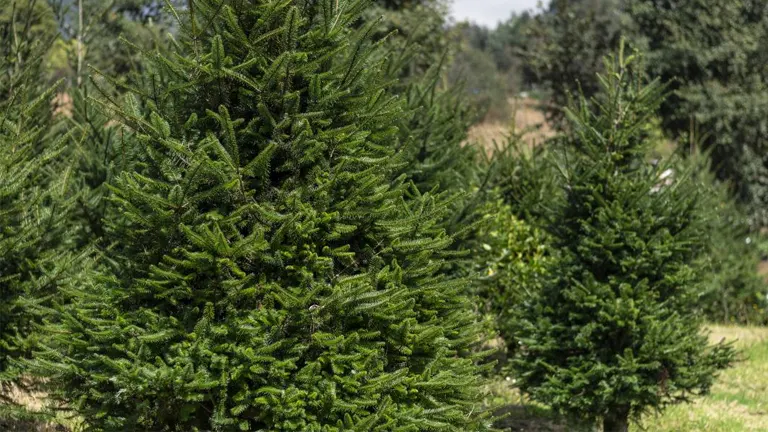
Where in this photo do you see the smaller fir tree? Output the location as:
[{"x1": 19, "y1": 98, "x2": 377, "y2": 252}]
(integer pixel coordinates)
[{"x1": 511, "y1": 48, "x2": 734, "y2": 432}]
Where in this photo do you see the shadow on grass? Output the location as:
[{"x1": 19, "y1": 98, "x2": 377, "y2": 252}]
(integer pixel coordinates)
[
  {"x1": 0, "y1": 418, "x2": 69, "y2": 432},
  {"x1": 494, "y1": 404, "x2": 593, "y2": 432}
]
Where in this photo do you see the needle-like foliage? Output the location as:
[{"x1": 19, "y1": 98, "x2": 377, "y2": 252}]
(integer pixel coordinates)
[
  {"x1": 0, "y1": 0, "x2": 80, "y2": 420},
  {"x1": 511, "y1": 48, "x2": 735, "y2": 432},
  {"x1": 32, "y1": 1, "x2": 491, "y2": 430}
]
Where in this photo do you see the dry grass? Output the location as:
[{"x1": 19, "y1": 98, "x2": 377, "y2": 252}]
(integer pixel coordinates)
[
  {"x1": 1, "y1": 381, "x2": 78, "y2": 432},
  {"x1": 52, "y1": 92, "x2": 73, "y2": 118},
  {"x1": 466, "y1": 97, "x2": 556, "y2": 154},
  {"x1": 758, "y1": 260, "x2": 768, "y2": 283},
  {"x1": 707, "y1": 325, "x2": 768, "y2": 349}
]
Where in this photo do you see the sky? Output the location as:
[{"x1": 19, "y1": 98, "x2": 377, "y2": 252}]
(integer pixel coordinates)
[{"x1": 450, "y1": 0, "x2": 542, "y2": 28}]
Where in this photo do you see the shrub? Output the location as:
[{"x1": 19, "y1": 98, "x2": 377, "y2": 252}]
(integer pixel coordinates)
[
  {"x1": 475, "y1": 199, "x2": 551, "y2": 364},
  {"x1": 628, "y1": 0, "x2": 768, "y2": 229}
]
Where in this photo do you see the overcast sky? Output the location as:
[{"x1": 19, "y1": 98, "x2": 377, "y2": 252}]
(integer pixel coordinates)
[{"x1": 450, "y1": 0, "x2": 542, "y2": 28}]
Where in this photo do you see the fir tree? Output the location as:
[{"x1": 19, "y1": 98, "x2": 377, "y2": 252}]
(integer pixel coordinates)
[
  {"x1": 67, "y1": 86, "x2": 136, "y2": 247},
  {"x1": 687, "y1": 155, "x2": 767, "y2": 324},
  {"x1": 392, "y1": 57, "x2": 478, "y2": 195},
  {"x1": 511, "y1": 49, "x2": 734, "y2": 432},
  {"x1": 33, "y1": 1, "x2": 491, "y2": 430},
  {"x1": 0, "y1": 0, "x2": 78, "y2": 419}
]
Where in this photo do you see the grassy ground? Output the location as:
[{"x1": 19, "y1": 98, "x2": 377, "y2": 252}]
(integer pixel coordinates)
[{"x1": 490, "y1": 325, "x2": 768, "y2": 431}]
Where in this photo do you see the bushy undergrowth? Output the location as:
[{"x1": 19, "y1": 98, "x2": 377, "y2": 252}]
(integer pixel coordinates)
[{"x1": 474, "y1": 199, "x2": 551, "y2": 362}]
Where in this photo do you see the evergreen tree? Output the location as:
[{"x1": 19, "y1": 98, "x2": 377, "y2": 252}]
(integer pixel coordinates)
[
  {"x1": 511, "y1": 49, "x2": 734, "y2": 432},
  {"x1": 492, "y1": 141, "x2": 561, "y2": 226},
  {"x1": 0, "y1": 0, "x2": 78, "y2": 420},
  {"x1": 32, "y1": 1, "x2": 491, "y2": 430},
  {"x1": 64, "y1": 66, "x2": 150, "y2": 250},
  {"x1": 627, "y1": 0, "x2": 768, "y2": 229},
  {"x1": 688, "y1": 155, "x2": 767, "y2": 324},
  {"x1": 398, "y1": 69, "x2": 476, "y2": 192},
  {"x1": 67, "y1": 87, "x2": 130, "y2": 244},
  {"x1": 524, "y1": 0, "x2": 623, "y2": 126}
]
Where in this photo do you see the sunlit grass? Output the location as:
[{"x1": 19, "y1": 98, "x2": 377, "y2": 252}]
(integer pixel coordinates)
[
  {"x1": 490, "y1": 325, "x2": 768, "y2": 431},
  {"x1": 636, "y1": 326, "x2": 768, "y2": 432}
]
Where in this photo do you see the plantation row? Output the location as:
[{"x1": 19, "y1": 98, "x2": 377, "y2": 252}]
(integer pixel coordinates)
[{"x1": 0, "y1": 1, "x2": 763, "y2": 431}]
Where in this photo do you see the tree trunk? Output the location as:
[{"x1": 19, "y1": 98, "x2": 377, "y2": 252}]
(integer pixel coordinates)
[{"x1": 603, "y1": 408, "x2": 629, "y2": 432}]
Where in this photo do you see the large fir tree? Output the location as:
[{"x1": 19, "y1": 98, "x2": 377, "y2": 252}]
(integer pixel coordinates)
[
  {"x1": 32, "y1": 1, "x2": 491, "y2": 430},
  {"x1": 511, "y1": 49, "x2": 734, "y2": 432}
]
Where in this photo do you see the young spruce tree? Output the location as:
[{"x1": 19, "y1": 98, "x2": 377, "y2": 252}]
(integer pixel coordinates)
[
  {"x1": 33, "y1": 1, "x2": 491, "y2": 430},
  {"x1": 511, "y1": 49, "x2": 734, "y2": 432}
]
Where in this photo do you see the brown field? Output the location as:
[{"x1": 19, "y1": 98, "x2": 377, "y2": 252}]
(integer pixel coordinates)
[{"x1": 467, "y1": 97, "x2": 555, "y2": 153}]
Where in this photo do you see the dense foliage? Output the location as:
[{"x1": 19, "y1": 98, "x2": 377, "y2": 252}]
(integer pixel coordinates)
[
  {"x1": 628, "y1": 0, "x2": 768, "y2": 230},
  {"x1": 523, "y1": 0, "x2": 623, "y2": 125},
  {"x1": 511, "y1": 52, "x2": 734, "y2": 431},
  {"x1": 30, "y1": 1, "x2": 492, "y2": 430},
  {"x1": 0, "y1": 0, "x2": 79, "y2": 418},
  {"x1": 475, "y1": 199, "x2": 551, "y2": 363},
  {"x1": 0, "y1": 1, "x2": 763, "y2": 430}
]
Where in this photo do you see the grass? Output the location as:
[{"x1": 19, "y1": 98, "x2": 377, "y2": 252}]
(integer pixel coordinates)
[
  {"x1": 636, "y1": 325, "x2": 768, "y2": 431},
  {"x1": 489, "y1": 325, "x2": 768, "y2": 432}
]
